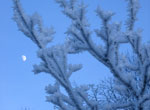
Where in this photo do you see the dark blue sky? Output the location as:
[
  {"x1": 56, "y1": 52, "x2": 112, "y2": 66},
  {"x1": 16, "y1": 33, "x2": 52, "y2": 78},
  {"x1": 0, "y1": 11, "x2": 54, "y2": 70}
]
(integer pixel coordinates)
[{"x1": 0, "y1": 0, "x2": 150, "y2": 110}]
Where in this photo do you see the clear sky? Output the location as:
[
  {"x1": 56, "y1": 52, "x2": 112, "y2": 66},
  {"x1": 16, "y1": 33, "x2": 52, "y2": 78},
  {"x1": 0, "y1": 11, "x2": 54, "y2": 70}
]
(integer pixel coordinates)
[{"x1": 0, "y1": 0, "x2": 150, "y2": 110}]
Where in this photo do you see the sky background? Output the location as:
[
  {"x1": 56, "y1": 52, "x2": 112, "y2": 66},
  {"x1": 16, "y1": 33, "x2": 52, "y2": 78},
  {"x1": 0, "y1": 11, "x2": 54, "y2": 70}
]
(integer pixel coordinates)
[{"x1": 0, "y1": 0, "x2": 150, "y2": 110}]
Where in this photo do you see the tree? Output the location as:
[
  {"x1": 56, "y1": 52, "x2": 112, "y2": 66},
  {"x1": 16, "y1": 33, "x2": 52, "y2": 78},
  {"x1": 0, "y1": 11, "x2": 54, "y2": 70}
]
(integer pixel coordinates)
[
  {"x1": 88, "y1": 77, "x2": 150, "y2": 110},
  {"x1": 13, "y1": 0, "x2": 150, "y2": 110}
]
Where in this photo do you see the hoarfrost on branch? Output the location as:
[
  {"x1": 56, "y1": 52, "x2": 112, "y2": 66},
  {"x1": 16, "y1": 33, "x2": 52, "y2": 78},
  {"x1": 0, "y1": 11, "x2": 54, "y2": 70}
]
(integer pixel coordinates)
[{"x1": 13, "y1": 0, "x2": 150, "y2": 109}]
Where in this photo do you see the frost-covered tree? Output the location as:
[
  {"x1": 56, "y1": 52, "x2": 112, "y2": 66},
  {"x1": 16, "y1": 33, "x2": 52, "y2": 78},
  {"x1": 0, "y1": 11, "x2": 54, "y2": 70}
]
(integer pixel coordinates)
[
  {"x1": 88, "y1": 77, "x2": 150, "y2": 110},
  {"x1": 13, "y1": 0, "x2": 150, "y2": 110}
]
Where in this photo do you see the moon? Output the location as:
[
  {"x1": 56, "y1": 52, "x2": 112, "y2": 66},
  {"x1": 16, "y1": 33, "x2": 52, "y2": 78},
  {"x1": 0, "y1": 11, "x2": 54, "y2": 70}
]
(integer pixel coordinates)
[{"x1": 22, "y1": 55, "x2": 27, "y2": 61}]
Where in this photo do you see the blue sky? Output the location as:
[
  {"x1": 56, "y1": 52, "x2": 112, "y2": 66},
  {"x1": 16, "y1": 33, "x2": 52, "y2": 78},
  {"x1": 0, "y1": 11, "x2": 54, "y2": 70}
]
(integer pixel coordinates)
[{"x1": 0, "y1": 0, "x2": 150, "y2": 110}]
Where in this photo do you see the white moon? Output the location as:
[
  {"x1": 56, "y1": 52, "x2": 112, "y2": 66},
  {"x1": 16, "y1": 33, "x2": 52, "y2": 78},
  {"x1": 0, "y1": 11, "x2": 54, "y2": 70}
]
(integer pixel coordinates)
[{"x1": 22, "y1": 55, "x2": 27, "y2": 61}]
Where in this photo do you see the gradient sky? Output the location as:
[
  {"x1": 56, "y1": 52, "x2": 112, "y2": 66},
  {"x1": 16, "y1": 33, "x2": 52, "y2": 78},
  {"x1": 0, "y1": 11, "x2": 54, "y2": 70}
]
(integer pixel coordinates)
[{"x1": 0, "y1": 0, "x2": 150, "y2": 110}]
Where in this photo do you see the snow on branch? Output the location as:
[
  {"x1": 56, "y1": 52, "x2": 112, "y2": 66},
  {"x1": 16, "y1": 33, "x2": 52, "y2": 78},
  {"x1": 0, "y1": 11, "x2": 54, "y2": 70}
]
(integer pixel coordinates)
[
  {"x1": 13, "y1": 0, "x2": 54, "y2": 48},
  {"x1": 13, "y1": 0, "x2": 150, "y2": 110},
  {"x1": 125, "y1": 0, "x2": 140, "y2": 30}
]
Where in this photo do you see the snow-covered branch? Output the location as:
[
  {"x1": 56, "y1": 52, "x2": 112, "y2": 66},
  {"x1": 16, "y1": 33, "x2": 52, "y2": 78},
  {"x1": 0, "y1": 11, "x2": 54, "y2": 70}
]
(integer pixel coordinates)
[{"x1": 13, "y1": 0, "x2": 150, "y2": 109}]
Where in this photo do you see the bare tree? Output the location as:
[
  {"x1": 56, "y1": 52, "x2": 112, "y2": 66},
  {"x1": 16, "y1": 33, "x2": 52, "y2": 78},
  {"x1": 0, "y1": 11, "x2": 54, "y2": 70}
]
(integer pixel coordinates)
[
  {"x1": 13, "y1": 0, "x2": 150, "y2": 110},
  {"x1": 88, "y1": 76, "x2": 150, "y2": 110}
]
